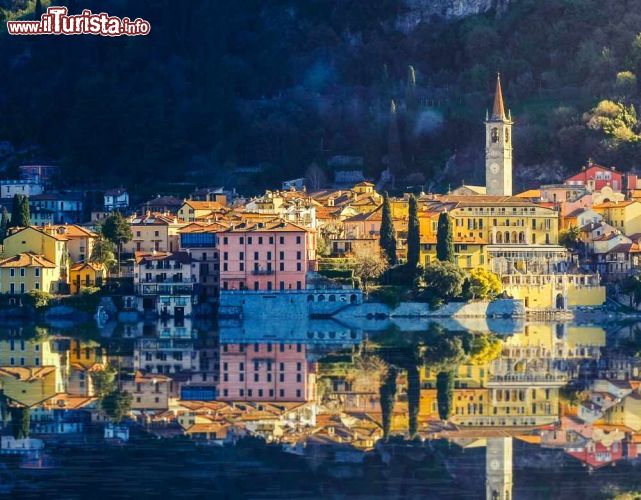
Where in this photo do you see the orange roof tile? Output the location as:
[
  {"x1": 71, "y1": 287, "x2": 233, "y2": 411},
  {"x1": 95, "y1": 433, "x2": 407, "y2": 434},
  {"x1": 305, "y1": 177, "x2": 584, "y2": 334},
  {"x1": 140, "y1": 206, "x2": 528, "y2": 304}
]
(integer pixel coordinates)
[{"x1": 0, "y1": 252, "x2": 56, "y2": 269}]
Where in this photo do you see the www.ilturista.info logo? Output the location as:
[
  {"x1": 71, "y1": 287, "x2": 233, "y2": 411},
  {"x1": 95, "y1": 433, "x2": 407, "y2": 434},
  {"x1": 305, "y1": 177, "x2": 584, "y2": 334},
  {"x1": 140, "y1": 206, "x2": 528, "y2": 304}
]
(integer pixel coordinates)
[{"x1": 7, "y1": 7, "x2": 150, "y2": 36}]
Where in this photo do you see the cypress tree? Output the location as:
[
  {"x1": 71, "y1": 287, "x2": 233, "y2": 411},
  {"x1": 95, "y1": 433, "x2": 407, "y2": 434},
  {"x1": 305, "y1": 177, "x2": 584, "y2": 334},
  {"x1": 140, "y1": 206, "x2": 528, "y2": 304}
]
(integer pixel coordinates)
[
  {"x1": 379, "y1": 192, "x2": 397, "y2": 266},
  {"x1": 0, "y1": 208, "x2": 8, "y2": 243},
  {"x1": 407, "y1": 194, "x2": 420, "y2": 268},
  {"x1": 379, "y1": 367, "x2": 398, "y2": 440},
  {"x1": 9, "y1": 194, "x2": 22, "y2": 228},
  {"x1": 407, "y1": 363, "x2": 420, "y2": 438},
  {"x1": 18, "y1": 195, "x2": 30, "y2": 227},
  {"x1": 436, "y1": 212, "x2": 455, "y2": 262},
  {"x1": 436, "y1": 370, "x2": 455, "y2": 421}
]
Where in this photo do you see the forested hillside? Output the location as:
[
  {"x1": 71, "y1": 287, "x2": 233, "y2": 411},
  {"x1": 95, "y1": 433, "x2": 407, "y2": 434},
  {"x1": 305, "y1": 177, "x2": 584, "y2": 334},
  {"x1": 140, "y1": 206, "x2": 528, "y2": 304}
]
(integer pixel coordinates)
[{"x1": 1, "y1": 0, "x2": 641, "y2": 194}]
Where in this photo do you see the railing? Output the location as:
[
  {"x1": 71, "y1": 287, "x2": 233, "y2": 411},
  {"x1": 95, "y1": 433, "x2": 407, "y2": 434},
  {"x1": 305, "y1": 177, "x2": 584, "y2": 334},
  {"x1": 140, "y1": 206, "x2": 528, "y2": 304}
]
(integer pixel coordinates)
[
  {"x1": 137, "y1": 282, "x2": 195, "y2": 295},
  {"x1": 138, "y1": 278, "x2": 193, "y2": 284},
  {"x1": 251, "y1": 269, "x2": 274, "y2": 275}
]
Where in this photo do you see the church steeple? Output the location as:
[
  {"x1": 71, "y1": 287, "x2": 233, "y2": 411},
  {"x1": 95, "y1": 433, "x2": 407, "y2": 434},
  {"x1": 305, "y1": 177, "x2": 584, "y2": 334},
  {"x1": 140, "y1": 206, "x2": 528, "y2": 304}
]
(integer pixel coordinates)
[
  {"x1": 485, "y1": 74, "x2": 513, "y2": 197},
  {"x1": 491, "y1": 73, "x2": 506, "y2": 121}
]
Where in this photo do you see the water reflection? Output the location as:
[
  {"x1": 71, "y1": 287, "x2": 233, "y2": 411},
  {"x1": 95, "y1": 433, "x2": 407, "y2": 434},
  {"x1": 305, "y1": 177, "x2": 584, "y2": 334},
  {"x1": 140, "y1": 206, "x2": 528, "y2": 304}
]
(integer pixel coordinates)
[{"x1": 1, "y1": 318, "x2": 641, "y2": 497}]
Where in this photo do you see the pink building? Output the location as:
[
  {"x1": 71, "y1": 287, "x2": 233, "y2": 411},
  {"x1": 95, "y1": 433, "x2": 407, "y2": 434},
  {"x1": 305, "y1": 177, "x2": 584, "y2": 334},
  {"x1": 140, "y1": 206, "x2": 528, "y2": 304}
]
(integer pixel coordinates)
[
  {"x1": 218, "y1": 342, "x2": 317, "y2": 402},
  {"x1": 217, "y1": 220, "x2": 316, "y2": 291},
  {"x1": 565, "y1": 162, "x2": 622, "y2": 192}
]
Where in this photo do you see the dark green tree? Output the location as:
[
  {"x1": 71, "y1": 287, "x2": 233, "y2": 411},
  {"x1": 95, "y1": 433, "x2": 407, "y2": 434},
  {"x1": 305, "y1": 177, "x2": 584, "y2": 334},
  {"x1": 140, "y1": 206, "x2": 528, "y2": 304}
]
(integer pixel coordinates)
[
  {"x1": 0, "y1": 207, "x2": 9, "y2": 243},
  {"x1": 422, "y1": 261, "x2": 465, "y2": 304},
  {"x1": 379, "y1": 367, "x2": 398, "y2": 440},
  {"x1": 407, "y1": 194, "x2": 420, "y2": 268},
  {"x1": 436, "y1": 370, "x2": 455, "y2": 421},
  {"x1": 18, "y1": 195, "x2": 30, "y2": 228},
  {"x1": 35, "y1": 0, "x2": 43, "y2": 18},
  {"x1": 101, "y1": 390, "x2": 132, "y2": 423},
  {"x1": 101, "y1": 213, "x2": 133, "y2": 276},
  {"x1": 379, "y1": 192, "x2": 397, "y2": 266},
  {"x1": 10, "y1": 406, "x2": 30, "y2": 440},
  {"x1": 407, "y1": 363, "x2": 420, "y2": 438},
  {"x1": 436, "y1": 212, "x2": 454, "y2": 262},
  {"x1": 9, "y1": 194, "x2": 22, "y2": 228}
]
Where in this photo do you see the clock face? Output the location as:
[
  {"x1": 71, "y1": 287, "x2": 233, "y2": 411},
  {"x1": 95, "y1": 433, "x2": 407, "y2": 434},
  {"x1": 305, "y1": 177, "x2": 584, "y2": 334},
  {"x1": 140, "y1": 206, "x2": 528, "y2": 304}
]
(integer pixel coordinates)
[
  {"x1": 490, "y1": 459, "x2": 500, "y2": 471},
  {"x1": 490, "y1": 163, "x2": 500, "y2": 174}
]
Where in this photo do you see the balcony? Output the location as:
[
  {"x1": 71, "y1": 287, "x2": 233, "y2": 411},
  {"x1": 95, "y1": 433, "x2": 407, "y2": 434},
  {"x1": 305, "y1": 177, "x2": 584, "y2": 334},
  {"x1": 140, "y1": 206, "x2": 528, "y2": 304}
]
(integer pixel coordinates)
[
  {"x1": 137, "y1": 282, "x2": 195, "y2": 295},
  {"x1": 138, "y1": 277, "x2": 192, "y2": 284},
  {"x1": 251, "y1": 269, "x2": 275, "y2": 275},
  {"x1": 487, "y1": 372, "x2": 567, "y2": 387}
]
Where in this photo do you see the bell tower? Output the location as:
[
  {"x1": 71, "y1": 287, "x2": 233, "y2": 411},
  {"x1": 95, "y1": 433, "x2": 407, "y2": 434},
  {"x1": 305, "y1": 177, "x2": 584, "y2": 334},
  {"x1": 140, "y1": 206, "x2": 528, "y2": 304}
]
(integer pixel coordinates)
[
  {"x1": 485, "y1": 74, "x2": 513, "y2": 196},
  {"x1": 486, "y1": 437, "x2": 513, "y2": 500}
]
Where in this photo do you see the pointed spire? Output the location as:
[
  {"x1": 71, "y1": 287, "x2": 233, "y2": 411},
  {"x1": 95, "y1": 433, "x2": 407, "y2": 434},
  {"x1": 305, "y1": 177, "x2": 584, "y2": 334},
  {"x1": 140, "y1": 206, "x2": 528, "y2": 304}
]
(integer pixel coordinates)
[{"x1": 491, "y1": 73, "x2": 506, "y2": 121}]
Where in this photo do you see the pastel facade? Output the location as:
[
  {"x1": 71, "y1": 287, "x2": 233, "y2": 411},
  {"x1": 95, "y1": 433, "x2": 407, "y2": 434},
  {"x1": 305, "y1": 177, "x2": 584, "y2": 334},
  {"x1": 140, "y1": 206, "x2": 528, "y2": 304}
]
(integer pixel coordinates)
[
  {"x1": 123, "y1": 213, "x2": 186, "y2": 254},
  {"x1": 121, "y1": 371, "x2": 171, "y2": 411},
  {"x1": 179, "y1": 223, "x2": 225, "y2": 298},
  {"x1": 217, "y1": 220, "x2": 316, "y2": 291},
  {"x1": 69, "y1": 262, "x2": 106, "y2": 294},
  {"x1": 218, "y1": 342, "x2": 316, "y2": 402}
]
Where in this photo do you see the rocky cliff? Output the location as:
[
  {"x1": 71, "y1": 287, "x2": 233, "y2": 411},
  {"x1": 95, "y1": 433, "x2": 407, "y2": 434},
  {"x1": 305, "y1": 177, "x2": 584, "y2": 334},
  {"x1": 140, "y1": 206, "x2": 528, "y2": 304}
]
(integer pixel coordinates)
[{"x1": 397, "y1": 0, "x2": 514, "y2": 31}]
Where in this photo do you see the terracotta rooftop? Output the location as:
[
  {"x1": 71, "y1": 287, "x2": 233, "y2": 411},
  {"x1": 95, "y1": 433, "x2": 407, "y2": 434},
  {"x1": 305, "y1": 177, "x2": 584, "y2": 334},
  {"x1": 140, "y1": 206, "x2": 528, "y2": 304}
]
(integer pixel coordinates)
[{"x1": 0, "y1": 252, "x2": 56, "y2": 269}]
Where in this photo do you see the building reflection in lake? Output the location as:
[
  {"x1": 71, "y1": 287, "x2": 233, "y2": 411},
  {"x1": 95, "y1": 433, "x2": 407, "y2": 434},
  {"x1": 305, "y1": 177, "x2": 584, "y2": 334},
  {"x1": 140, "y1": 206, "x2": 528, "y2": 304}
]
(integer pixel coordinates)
[{"x1": 2, "y1": 319, "x2": 641, "y2": 493}]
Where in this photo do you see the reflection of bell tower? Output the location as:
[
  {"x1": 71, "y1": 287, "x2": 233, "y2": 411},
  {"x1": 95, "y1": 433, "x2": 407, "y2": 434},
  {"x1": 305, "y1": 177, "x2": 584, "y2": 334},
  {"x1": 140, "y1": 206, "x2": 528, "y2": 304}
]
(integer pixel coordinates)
[
  {"x1": 485, "y1": 74, "x2": 513, "y2": 196},
  {"x1": 486, "y1": 437, "x2": 513, "y2": 500}
]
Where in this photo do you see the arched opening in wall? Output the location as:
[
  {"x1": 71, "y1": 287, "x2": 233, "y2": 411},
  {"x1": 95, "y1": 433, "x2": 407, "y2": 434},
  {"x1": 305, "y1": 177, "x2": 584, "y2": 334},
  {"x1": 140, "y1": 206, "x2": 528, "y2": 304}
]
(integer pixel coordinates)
[
  {"x1": 555, "y1": 293, "x2": 565, "y2": 310},
  {"x1": 504, "y1": 231, "x2": 510, "y2": 243},
  {"x1": 307, "y1": 295, "x2": 314, "y2": 302},
  {"x1": 519, "y1": 232, "x2": 525, "y2": 244},
  {"x1": 329, "y1": 295, "x2": 336, "y2": 302},
  {"x1": 511, "y1": 231, "x2": 518, "y2": 243},
  {"x1": 555, "y1": 323, "x2": 565, "y2": 339},
  {"x1": 496, "y1": 232, "x2": 503, "y2": 244},
  {"x1": 350, "y1": 294, "x2": 357, "y2": 304}
]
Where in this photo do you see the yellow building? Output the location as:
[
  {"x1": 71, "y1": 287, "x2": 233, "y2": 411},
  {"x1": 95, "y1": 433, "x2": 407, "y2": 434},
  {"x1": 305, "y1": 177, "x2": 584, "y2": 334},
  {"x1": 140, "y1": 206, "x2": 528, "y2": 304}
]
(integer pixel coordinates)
[
  {"x1": 177, "y1": 200, "x2": 226, "y2": 222},
  {"x1": 420, "y1": 236, "x2": 488, "y2": 271},
  {"x1": 121, "y1": 371, "x2": 171, "y2": 410},
  {"x1": 4, "y1": 226, "x2": 69, "y2": 265},
  {"x1": 604, "y1": 391, "x2": 641, "y2": 431},
  {"x1": 70, "y1": 262, "x2": 106, "y2": 294},
  {"x1": 444, "y1": 199, "x2": 560, "y2": 246},
  {"x1": 592, "y1": 200, "x2": 641, "y2": 236},
  {"x1": 0, "y1": 252, "x2": 58, "y2": 294},
  {"x1": 67, "y1": 339, "x2": 107, "y2": 397},
  {"x1": 0, "y1": 367, "x2": 58, "y2": 407},
  {"x1": 502, "y1": 274, "x2": 606, "y2": 309},
  {"x1": 123, "y1": 213, "x2": 187, "y2": 253},
  {"x1": 40, "y1": 225, "x2": 98, "y2": 263}
]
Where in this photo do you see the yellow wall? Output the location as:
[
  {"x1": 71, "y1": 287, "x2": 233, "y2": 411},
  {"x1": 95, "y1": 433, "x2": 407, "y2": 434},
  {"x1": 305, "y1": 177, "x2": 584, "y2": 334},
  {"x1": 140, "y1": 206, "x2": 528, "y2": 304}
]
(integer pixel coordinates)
[
  {"x1": 449, "y1": 204, "x2": 560, "y2": 245},
  {"x1": 0, "y1": 265, "x2": 59, "y2": 294},
  {"x1": 605, "y1": 396, "x2": 641, "y2": 431},
  {"x1": 0, "y1": 370, "x2": 57, "y2": 407},
  {"x1": 4, "y1": 227, "x2": 66, "y2": 265},
  {"x1": 504, "y1": 283, "x2": 605, "y2": 308},
  {"x1": 594, "y1": 202, "x2": 641, "y2": 236},
  {"x1": 70, "y1": 266, "x2": 106, "y2": 294},
  {"x1": 420, "y1": 242, "x2": 487, "y2": 271}
]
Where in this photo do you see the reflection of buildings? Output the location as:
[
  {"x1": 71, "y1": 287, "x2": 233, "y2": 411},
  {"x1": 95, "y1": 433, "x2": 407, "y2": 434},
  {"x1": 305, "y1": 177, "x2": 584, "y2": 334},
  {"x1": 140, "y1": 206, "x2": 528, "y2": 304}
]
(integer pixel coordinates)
[
  {"x1": 486, "y1": 437, "x2": 513, "y2": 500},
  {"x1": 218, "y1": 343, "x2": 316, "y2": 402},
  {"x1": 419, "y1": 325, "x2": 608, "y2": 427},
  {"x1": 134, "y1": 338, "x2": 198, "y2": 375}
]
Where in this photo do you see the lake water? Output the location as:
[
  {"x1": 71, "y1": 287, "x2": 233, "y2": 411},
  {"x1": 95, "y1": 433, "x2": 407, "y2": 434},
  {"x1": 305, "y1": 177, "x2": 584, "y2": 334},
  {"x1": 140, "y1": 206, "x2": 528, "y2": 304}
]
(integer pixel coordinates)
[{"x1": 1, "y1": 316, "x2": 641, "y2": 499}]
